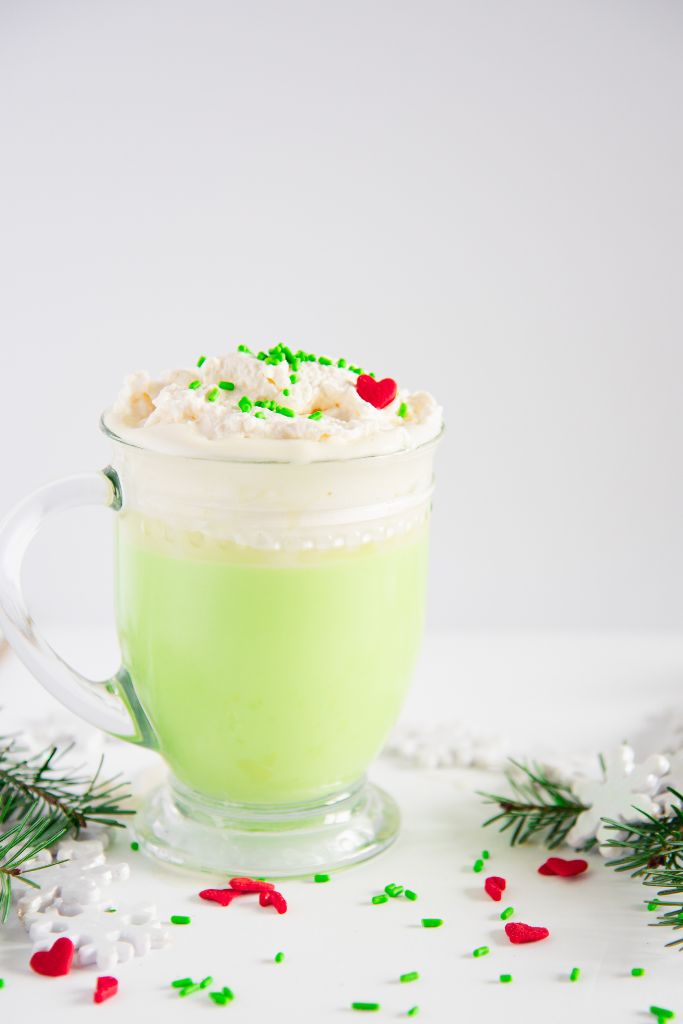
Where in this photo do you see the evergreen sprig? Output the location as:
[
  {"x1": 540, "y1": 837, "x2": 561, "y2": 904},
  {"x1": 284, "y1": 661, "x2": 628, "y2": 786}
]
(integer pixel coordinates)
[
  {"x1": 0, "y1": 736, "x2": 133, "y2": 922},
  {"x1": 602, "y1": 790, "x2": 683, "y2": 948},
  {"x1": 479, "y1": 760, "x2": 591, "y2": 849}
]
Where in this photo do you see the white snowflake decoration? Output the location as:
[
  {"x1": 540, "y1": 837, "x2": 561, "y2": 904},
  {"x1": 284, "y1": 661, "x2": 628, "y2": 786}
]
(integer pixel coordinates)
[
  {"x1": 385, "y1": 721, "x2": 509, "y2": 771},
  {"x1": 17, "y1": 837, "x2": 129, "y2": 917},
  {"x1": 566, "y1": 744, "x2": 669, "y2": 855}
]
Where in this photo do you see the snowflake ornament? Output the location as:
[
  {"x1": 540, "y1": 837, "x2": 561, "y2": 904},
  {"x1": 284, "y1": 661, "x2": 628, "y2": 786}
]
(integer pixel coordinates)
[
  {"x1": 17, "y1": 838, "x2": 129, "y2": 917},
  {"x1": 566, "y1": 744, "x2": 669, "y2": 855},
  {"x1": 385, "y1": 722, "x2": 509, "y2": 771}
]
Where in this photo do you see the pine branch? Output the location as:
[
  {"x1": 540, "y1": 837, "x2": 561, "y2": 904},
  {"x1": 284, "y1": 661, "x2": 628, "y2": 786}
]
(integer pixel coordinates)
[
  {"x1": 602, "y1": 788, "x2": 683, "y2": 948},
  {"x1": 479, "y1": 759, "x2": 591, "y2": 849},
  {"x1": 0, "y1": 809, "x2": 69, "y2": 923}
]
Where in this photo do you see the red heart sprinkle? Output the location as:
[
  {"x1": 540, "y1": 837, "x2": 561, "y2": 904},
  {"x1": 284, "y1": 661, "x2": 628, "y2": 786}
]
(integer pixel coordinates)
[
  {"x1": 505, "y1": 922, "x2": 550, "y2": 944},
  {"x1": 356, "y1": 375, "x2": 398, "y2": 410},
  {"x1": 229, "y1": 877, "x2": 275, "y2": 893},
  {"x1": 259, "y1": 889, "x2": 287, "y2": 914},
  {"x1": 29, "y1": 937, "x2": 75, "y2": 977},
  {"x1": 538, "y1": 857, "x2": 588, "y2": 878},
  {"x1": 94, "y1": 976, "x2": 118, "y2": 1004},
  {"x1": 484, "y1": 876, "x2": 507, "y2": 901},
  {"x1": 199, "y1": 887, "x2": 244, "y2": 906}
]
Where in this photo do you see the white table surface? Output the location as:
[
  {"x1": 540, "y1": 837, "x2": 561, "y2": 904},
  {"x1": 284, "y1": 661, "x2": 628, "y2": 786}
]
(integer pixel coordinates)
[{"x1": 1, "y1": 627, "x2": 683, "y2": 1023}]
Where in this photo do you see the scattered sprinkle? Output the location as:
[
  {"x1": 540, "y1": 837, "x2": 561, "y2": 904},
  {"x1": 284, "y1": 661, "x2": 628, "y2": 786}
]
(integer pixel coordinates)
[
  {"x1": 405, "y1": 890, "x2": 418, "y2": 902},
  {"x1": 314, "y1": 874, "x2": 330, "y2": 883},
  {"x1": 237, "y1": 344, "x2": 252, "y2": 354},
  {"x1": 170, "y1": 915, "x2": 191, "y2": 925},
  {"x1": 94, "y1": 976, "x2": 118, "y2": 1004},
  {"x1": 283, "y1": 389, "x2": 290, "y2": 396},
  {"x1": 570, "y1": 967, "x2": 581, "y2": 983},
  {"x1": 648, "y1": 901, "x2": 660, "y2": 911},
  {"x1": 254, "y1": 411, "x2": 266, "y2": 419},
  {"x1": 130, "y1": 841, "x2": 140, "y2": 851},
  {"x1": 222, "y1": 987, "x2": 235, "y2": 1001},
  {"x1": 421, "y1": 919, "x2": 443, "y2": 928},
  {"x1": 197, "y1": 355, "x2": 206, "y2": 367},
  {"x1": 400, "y1": 972, "x2": 419, "y2": 984},
  {"x1": 372, "y1": 894, "x2": 389, "y2": 905},
  {"x1": 199, "y1": 976, "x2": 213, "y2": 989},
  {"x1": 473, "y1": 946, "x2": 490, "y2": 958},
  {"x1": 290, "y1": 374, "x2": 297, "y2": 383},
  {"x1": 318, "y1": 356, "x2": 332, "y2": 366},
  {"x1": 499, "y1": 974, "x2": 513, "y2": 984},
  {"x1": 473, "y1": 859, "x2": 484, "y2": 873},
  {"x1": 238, "y1": 396, "x2": 253, "y2": 413},
  {"x1": 219, "y1": 380, "x2": 235, "y2": 391},
  {"x1": 274, "y1": 952, "x2": 285, "y2": 964},
  {"x1": 179, "y1": 983, "x2": 201, "y2": 997},
  {"x1": 632, "y1": 968, "x2": 646, "y2": 977},
  {"x1": 172, "y1": 978, "x2": 193, "y2": 988},
  {"x1": 308, "y1": 410, "x2": 323, "y2": 420},
  {"x1": 500, "y1": 907, "x2": 514, "y2": 921},
  {"x1": 505, "y1": 922, "x2": 549, "y2": 944},
  {"x1": 206, "y1": 387, "x2": 218, "y2": 402},
  {"x1": 0, "y1": 979, "x2": 4, "y2": 989},
  {"x1": 352, "y1": 1003, "x2": 380, "y2": 1012},
  {"x1": 482, "y1": 850, "x2": 490, "y2": 860},
  {"x1": 407, "y1": 1008, "x2": 419, "y2": 1017},
  {"x1": 397, "y1": 402, "x2": 408, "y2": 419},
  {"x1": 337, "y1": 358, "x2": 347, "y2": 368},
  {"x1": 209, "y1": 992, "x2": 229, "y2": 1005},
  {"x1": 276, "y1": 405, "x2": 295, "y2": 417},
  {"x1": 649, "y1": 1008, "x2": 675, "y2": 1020},
  {"x1": 188, "y1": 380, "x2": 201, "y2": 390},
  {"x1": 385, "y1": 884, "x2": 404, "y2": 898}
]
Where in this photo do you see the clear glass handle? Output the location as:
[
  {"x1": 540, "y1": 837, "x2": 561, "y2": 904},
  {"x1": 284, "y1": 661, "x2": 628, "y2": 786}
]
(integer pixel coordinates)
[{"x1": 0, "y1": 468, "x2": 155, "y2": 745}]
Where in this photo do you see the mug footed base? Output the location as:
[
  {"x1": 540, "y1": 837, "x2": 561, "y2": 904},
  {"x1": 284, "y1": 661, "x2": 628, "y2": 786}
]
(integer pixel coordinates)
[{"x1": 133, "y1": 776, "x2": 400, "y2": 877}]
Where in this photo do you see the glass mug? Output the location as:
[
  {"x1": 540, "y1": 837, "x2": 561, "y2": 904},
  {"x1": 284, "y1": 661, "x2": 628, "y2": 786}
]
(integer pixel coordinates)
[{"x1": 0, "y1": 415, "x2": 440, "y2": 875}]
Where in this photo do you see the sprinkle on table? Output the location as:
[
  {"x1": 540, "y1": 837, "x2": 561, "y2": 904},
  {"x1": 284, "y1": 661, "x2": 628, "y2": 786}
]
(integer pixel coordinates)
[
  {"x1": 649, "y1": 1007, "x2": 675, "y2": 1020},
  {"x1": 351, "y1": 1003, "x2": 380, "y2": 1012},
  {"x1": 130, "y1": 841, "x2": 139, "y2": 851},
  {"x1": 569, "y1": 967, "x2": 581, "y2": 982},
  {"x1": 407, "y1": 1008, "x2": 419, "y2": 1017},
  {"x1": 188, "y1": 380, "x2": 201, "y2": 390},
  {"x1": 274, "y1": 952, "x2": 285, "y2": 963},
  {"x1": 170, "y1": 915, "x2": 191, "y2": 925},
  {"x1": 473, "y1": 859, "x2": 484, "y2": 873},
  {"x1": 314, "y1": 873, "x2": 330, "y2": 883},
  {"x1": 172, "y1": 977, "x2": 193, "y2": 988},
  {"x1": 219, "y1": 380, "x2": 235, "y2": 390},
  {"x1": 238, "y1": 396, "x2": 253, "y2": 413},
  {"x1": 473, "y1": 946, "x2": 490, "y2": 958},
  {"x1": 421, "y1": 918, "x2": 443, "y2": 928},
  {"x1": 400, "y1": 972, "x2": 419, "y2": 984},
  {"x1": 500, "y1": 907, "x2": 514, "y2": 920},
  {"x1": 499, "y1": 974, "x2": 513, "y2": 984},
  {"x1": 405, "y1": 890, "x2": 418, "y2": 901},
  {"x1": 647, "y1": 901, "x2": 660, "y2": 911},
  {"x1": 397, "y1": 402, "x2": 408, "y2": 419},
  {"x1": 482, "y1": 850, "x2": 490, "y2": 860},
  {"x1": 385, "y1": 883, "x2": 404, "y2": 898},
  {"x1": 372, "y1": 894, "x2": 388, "y2": 905},
  {"x1": 206, "y1": 387, "x2": 218, "y2": 402},
  {"x1": 632, "y1": 968, "x2": 646, "y2": 977},
  {"x1": 0, "y1": 979, "x2": 4, "y2": 989},
  {"x1": 197, "y1": 355, "x2": 206, "y2": 367},
  {"x1": 179, "y1": 983, "x2": 201, "y2": 997},
  {"x1": 308, "y1": 410, "x2": 323, "y2": 420}
]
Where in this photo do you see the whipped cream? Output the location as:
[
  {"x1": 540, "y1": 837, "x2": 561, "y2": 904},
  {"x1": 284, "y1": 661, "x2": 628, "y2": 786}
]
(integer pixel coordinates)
[{"x1": 106, "y1": 348, "x2": 442, "y2": 461}]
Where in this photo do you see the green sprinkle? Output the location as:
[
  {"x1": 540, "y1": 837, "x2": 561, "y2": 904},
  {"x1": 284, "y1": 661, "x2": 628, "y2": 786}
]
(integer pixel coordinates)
[
  {"x1": 130, "y1": 841, "x2": 140, "y2": 851},
  {"x1": 473, "y1": 946, "x2": 490, "y2": 958},
  {"x1": 274, "y1": 952, "x2": 285, "y2": 963},
  {"x1": 649, "y1": 1008, "x2": 675, "y2": 1020},
  {"x1": 400, "y1": 972, "x2": 419, "y2": 983},
  {"x1": 500, "y1": 907, "x2": 514, "y2": 920},
  {"x1": 283, "y1": 388, "x2": 290, "y2": 396},
  {"x1": 257, "y1": 351, "x2": 267, "y2": 360},
  {"x1": 473, "y1": 859, "x2": 484, "y2": 873},
  {"x1": 0, "y1": 979, "x2": 5, "y2": 989},
  {"x1": 171, "y1": 978, "x2": 193, "y2": 988},
  {"x1": 369, "y1": 371, "x2": 376, "y2": 378},
  {"x1": 290, "y1": 374, "x2": 297, "y2": 383},
  {"x1": 385, "y1": 883, "x2": 404, "y2": 897},
  {"x1": 276, "y1": 405, "x2": 295, "y2": 417},
  {"x1": 569, "y1": 967, "x2": 581, "y2": 982},
  {"x1": 206, "y1": 387, "x2": 218, "y2": 402},
  {"x1": 314, "y1": 873, "x2": 330, "y2": 883},
  {"x1": 222, "y1": 988, "x2": 234, "y2": 1000},
  {"x1": 209, "y1": 992, "x2": 228, "y2": 1005},
  {"x1": 499, "y1": 974, "x2": 513, "y2": 984},
  {"x1": 254, "y1": 411, "x2": 266, "y2": 419},
  {"x1": 318, "y1": 356, "x2": 332, "y2": 366},
  {"x1": 188, "y1": 380, "x2": 201, "y2": 390},
  {"x1": 308, "y1": 410, "x2": 323, "y2": 420},
  {"x1": 170, "y1": 915, "x2": 191, "y2": 925},
  {"x1": 105, "y1": 907, "x2": 116, "y2": 913},
  {"x1": 407, "y1": 1009, "x2": 419, "y2": 1018},
  {"x1": 197, "y1": 355, "x2": 206, "y2": 367},
  {"x1": 482, "y1": 850, "x2": 490, "y2": 859},
  {"x1": 237, "y1": 344, "x2": 253, "y2": 354},
  {"x1": 254, "y1": 400, "x2": 267, "y2": 407},
  {"x1": 351, "y1": 1003, "x2": 380, "y2": 1012},
  {"x1": 397, "y1": 402, "x2": 408, "y2": 418},
  {"x1": 421, "y1": 918, "x2": 443, "y2": 928},
  {"x1": 337, "y1": 358, "x2": 347, "y2": 368},
  {"x1": 219, "y1": 380, "x2": 235, "y2": 390},
  {"x1": 238, "y1": 396, "x2": 253, "y2": 413},
  {"x1": 631, "y1": 968, "x2": 646, "y2": 977},
  {"x1": 405, "y1": 890, "x2": 418, "y2": 901},
  {"x1": 648, "y1": 901, "x2": 660, "y2": 911},
  {"x1": 349, "y1": 365, "x2": 360, "y2": 374},
  {"x1": 179, "y1": 983, "x2": 201, "y2": 996},
  {"x1": 372, "y1": 894, "x2": 389, "y2": 904},
  {"x1": 199, "y1": 976, "x2": 213, "y2": 989}
]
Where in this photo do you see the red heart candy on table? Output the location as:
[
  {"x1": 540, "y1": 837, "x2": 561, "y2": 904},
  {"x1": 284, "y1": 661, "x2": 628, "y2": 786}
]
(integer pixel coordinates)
[
  {"x1": 229, "y1": 877, "x2": 275, "y2": 893},
  {"x1": 484, "y1": 876, "x2": 507, "y2": 901},
  {"x1": 259, "y1": 889, "x2": 288, "y2": 914},
  {"x1": 538, "y1": 857, "x2": 588, "y2": 877},
  {"x1": 94, "y1": 976, "x2": 118, "y2": 1004},
  {"x1": 199, "y1": 887, "x2": 243, "y2": 906},
  {"x1": 505, "y1": 922, "x2": 550, "y2": 944},
  {"x1": 356, "y1": 375, "x2": 398, "y2": 410},
  {"x1": 29, "y1": 937, "x2": 75, "y2": 977}
]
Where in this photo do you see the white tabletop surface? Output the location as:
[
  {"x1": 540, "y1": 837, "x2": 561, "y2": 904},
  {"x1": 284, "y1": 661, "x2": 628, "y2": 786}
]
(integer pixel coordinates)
[{"x1": 1, "y1": 627, "x2": 682, "y2": 1023}]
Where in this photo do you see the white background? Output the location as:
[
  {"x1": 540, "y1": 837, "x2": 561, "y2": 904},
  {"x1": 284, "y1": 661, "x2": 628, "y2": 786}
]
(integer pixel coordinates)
[{"x1": 1, "y1": 0, "x2": 682, "y2": 632}]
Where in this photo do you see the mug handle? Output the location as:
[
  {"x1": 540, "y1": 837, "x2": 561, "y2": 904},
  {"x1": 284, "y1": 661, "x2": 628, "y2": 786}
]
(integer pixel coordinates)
[{"x1": 0, "y1": 467, "x2": 156, "y2": 746}]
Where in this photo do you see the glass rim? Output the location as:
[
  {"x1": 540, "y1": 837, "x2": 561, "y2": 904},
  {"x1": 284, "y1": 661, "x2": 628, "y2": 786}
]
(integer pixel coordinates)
[{"x1": 100, "y1": 409, "x2": 444, "y2": 467}]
